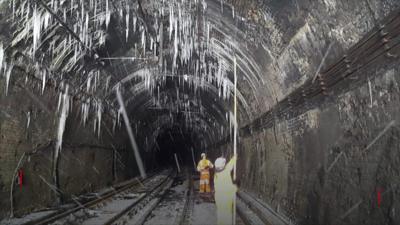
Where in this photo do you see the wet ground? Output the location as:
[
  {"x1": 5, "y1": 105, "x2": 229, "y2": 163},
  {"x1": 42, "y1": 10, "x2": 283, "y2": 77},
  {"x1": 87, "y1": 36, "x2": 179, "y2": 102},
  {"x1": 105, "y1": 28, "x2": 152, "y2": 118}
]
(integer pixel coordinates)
[
  {"x1": 1, "y1": 174, "x2": 245, "y2": 225},
  {"x1": 189, "y1": 179, "x2": 245, "y2": 225},
  {"x1": 133, "y1": 174, "x2": 245, "y2": 225},
  {"x1": 144, "y1": 176, "x2": 188, "y2": 225}
]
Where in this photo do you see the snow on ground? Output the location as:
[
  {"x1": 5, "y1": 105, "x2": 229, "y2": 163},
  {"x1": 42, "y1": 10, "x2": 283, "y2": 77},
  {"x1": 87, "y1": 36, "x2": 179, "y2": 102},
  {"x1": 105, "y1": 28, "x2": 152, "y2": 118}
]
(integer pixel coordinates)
[
  {"x1": 144, "y1": 176, "x2": 188, "y2": 225},
  {"x1": 0, "y1": 210, "x2": 56, "y2": 225},
  {"x1": 191, "y1": 201, "x2": 218, "y2": 225},
  {"x1": 2, "y1": 173, "x2": 245, "y2": 225},
  {"x1": 82, "y1": 193, "x2": 145, "y2": 225},
  {"x1": 190, "y1": 179, "x2": 218, "y2": 225},
  {"x1": 189, "y1": 179, "x2": 244, "y2": 225},
  {"x1": 145, "y1": 176, "x2": 241, "y2": 225},
  {"x1": 0, "y1": 179, "x2": 130, "y2": 225}
]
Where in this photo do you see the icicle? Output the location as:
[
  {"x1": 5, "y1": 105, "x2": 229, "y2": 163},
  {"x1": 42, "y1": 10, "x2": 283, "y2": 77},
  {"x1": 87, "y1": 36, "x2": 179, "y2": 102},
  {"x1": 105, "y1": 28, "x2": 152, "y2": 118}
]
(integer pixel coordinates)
[
  {"x1": 57, "y1": 92, "x2": 62, "y2": 112},
  {"x1": 94, "y1": 72, "x2": 98, "y2": 91},
  {"x1": 26, "y1": 111, "x2": 31, "y2": 129},
  {"x1": 105, "y1": 76, "x2": 111, "y2": 92},
  {"x1": 112, "y1": 113, "x2": 117, "y2": 133},
  {"x1": 43, "y1": 12, "x2": 50, "y2": 29},
  {"x1": 55, "y1": 85, "x2": 70, "y2": 154},
  {"x1": 207, "y1": 22, "x2": 210, "y2": 45},
  {"x1": 85, "y1": 13, "x2": 89, "y2": 46},
  {"x1": 81, "y1": 99, "x2": 90, "y2": 126},
  {"x1": 80, "y1": 102, "x2": 85, "y2": 125},
  {"x1": 69, "y1": 95, "x2": 73, "y2": 113},
  {"x1": 105, "y1": 0, "x2": 111, "y2": 29},
  {"x1": 5, "y1": 63, "x2": 14, "y2": 96},
  {"x1": 12, "y1": 0, "x2": 16, "y2": 20},
  {"x1": 141, "y1": 30, "x2": 146, "y2": 55},
  {"x1": 42, "y1": 70, "x2": 46, "y2": 94},
  {"x1": 368, "y1": 78, "x2": 373, "y2": 108},
  {"x1": 0, "y1": 43, "x2": 3, "y2": 73},
  {"x1": 94, "y1": 117, "x2": 97, "y2": 133},
  {"x1": 157, "y1": 85, "x2": 160, "y2": 105},
  {"x1": 169, "y1": 4, "x2": 174, "y2": 40},
  {"x1": 117, "y1": 106, "x2": 122, "y2": 126},
  {"x1": 97, "y1": 101, "x2": 102, "y2": 138},
  {"x1": 173, "y1": 20, "x2": 178, "y2": 72},
  {"x1": 217, "y1": 59, "x2": 222, "y2": 86},
  {"x1": 126, "y1": 5, "x2": 130, "y2": 41},
  {"x1": 86, "y1": 74, "x2": 92, "y2": 93},
  {"x1": 32, "y1": 5, "x2": 41, "y2": 54},
  {"x1": 133, "y1": 16, "x2": 137, "y2": 33}
]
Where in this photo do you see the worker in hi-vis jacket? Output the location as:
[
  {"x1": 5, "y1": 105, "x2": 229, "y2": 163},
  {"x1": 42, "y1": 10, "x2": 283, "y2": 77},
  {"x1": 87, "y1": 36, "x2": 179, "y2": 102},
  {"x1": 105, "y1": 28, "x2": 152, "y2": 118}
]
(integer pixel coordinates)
[
  {"x1": 197, "y1": 153, "x2": 214, "y2": 193},
  {"x1": 214, "y1": 154, "x2": 237, "y2": 225}
]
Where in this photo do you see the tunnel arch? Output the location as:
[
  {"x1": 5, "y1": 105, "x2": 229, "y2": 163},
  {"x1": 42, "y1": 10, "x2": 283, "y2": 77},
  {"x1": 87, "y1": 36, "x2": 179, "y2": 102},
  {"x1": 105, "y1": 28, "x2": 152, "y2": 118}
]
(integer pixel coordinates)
[{"x1": 2, "y1": 0, "x2": 400, "y2": 224}]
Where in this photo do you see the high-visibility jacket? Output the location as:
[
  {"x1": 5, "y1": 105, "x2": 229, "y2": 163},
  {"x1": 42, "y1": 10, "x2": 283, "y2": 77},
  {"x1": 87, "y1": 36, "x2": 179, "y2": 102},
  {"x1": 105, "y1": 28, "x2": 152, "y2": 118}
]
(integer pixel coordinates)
[
  {"x1": 214, "y1": 156, "x2": 237, "y2": 225},
  {"x1": 197, "y1": 159, "x2": 213, "y2": 172}
]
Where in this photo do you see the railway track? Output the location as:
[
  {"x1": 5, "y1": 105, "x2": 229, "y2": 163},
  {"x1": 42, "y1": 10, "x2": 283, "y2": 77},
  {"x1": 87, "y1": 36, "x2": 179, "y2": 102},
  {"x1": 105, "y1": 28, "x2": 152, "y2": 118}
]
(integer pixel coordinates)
[
  {"x1": 178, "y1": 171, "x2": 194, "y2": 225},
  {"x1": 237, "y1": 191, "x2": 293, "y2": 225},
  {"x1": 9, "y1": 170, "x2": 283, "y2": 225},
  {"x1": 104, "y1": 170, "x2": 175, "y2": 225},
  {"x1": 138, "y1": 169, "x2": 193, "y2": 225},
  {"x1": 14, "y1": 169, "x2": 176, "y2": 225},
  {"x1": 2, "y1": 169, "x2": 199, "y2": 225}
]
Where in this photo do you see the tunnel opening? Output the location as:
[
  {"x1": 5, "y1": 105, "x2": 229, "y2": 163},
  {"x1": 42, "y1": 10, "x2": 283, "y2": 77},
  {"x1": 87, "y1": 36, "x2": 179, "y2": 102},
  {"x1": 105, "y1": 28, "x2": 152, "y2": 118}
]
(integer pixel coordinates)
[{"x1": 151, "y1": 125, "x2": 200, "y2": 170}]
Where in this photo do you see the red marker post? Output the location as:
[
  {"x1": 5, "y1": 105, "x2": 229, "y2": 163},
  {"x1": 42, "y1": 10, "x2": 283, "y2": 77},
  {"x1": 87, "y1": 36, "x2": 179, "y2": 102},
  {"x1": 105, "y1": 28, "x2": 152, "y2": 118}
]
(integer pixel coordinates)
[
  {"x1": 18, "y1": 169, "x2": 23, "y2": 189},
  {"x1": 377, "y1": 188, "x2": 382, "y2": 208}
]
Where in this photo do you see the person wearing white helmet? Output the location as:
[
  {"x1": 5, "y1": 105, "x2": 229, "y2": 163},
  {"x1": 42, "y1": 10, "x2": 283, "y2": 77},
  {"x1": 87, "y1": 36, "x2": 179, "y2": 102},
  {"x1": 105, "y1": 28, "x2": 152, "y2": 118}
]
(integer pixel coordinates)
[
  {"x1": 197, "y1": 153, "x2": 214, "y2": 193},
  {"x1": 214, "y1": 154, "x2": 237, "y2": 225}
]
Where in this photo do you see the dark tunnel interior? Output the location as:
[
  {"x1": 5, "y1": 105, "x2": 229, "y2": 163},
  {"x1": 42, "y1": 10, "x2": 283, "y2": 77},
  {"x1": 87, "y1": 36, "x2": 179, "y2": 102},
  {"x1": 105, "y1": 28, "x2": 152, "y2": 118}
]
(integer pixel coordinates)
[{"x1": 152, "y1": 126, "x2": 198, "y2": 169}]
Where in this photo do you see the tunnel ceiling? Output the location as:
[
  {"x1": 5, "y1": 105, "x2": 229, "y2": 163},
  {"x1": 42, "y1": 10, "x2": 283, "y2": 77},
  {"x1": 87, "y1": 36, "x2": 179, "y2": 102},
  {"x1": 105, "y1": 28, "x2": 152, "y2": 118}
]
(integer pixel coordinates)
[
  {"x1": 1, "y1": 0, "x2": 270, "y2": 148},
  {"x1": 2, "y1": 0, "x2": 398, "y2": 149}
]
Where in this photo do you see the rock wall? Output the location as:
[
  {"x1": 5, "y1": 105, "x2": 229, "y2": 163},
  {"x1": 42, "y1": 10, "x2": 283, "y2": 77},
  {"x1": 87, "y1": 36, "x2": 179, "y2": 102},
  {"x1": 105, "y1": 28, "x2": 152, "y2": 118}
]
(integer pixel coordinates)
[
  {"x1": 209, "y1": 1, "x2": 400, "y2": 224},
  {"x1": 0, "y1": 73, "x2": 133, "y2": 219},
  {"x1": 220, "y1": 0, "x2": 400, "y2": 121},
  {"x1": 212, "y1": 58, "x2": 400, "y2": 225},
  {"x1": 0, "y1": 1, "x2": 145, "y2": 219}
]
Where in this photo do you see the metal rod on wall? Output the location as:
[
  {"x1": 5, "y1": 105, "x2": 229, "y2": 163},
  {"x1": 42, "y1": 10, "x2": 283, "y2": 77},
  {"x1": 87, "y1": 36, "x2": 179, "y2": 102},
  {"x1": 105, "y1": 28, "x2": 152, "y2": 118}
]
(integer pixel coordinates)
[
  {"x1": 191, "y1": 147, "x2": 197, "y2": 171},
  {"x1": 116, "y1": 88, "x2": 147, "y2": 178},
  {"x1": 174, "y1": 153, "x2": 181, "y2": 173},
  {"x1": 233, "y1": 55, "x2": 238, "y2": 225}
]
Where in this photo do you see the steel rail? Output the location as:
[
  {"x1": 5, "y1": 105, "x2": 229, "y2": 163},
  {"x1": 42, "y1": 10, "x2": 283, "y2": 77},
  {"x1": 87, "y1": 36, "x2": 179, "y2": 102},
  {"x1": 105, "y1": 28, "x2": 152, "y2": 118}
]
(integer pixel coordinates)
[
  {"x1": 103, "y1": 170, "x2": 176, "y2": 225},
  {"x1": 178, "y1": 172, "x2": 194, "y2": 225},
  {"x1": 236, "y1": 191, "x2": 291, "y2": 225},
  {"x1": 21, "y1": 172, "x2": 159, "y2": 225}
]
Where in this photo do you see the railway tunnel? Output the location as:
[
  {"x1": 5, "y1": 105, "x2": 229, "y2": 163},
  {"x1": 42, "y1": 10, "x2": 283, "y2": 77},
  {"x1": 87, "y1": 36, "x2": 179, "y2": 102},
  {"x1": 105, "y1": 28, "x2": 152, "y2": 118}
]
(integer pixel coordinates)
[{"x1": 1, "y1": 0, "x2": 400, "y2": 224}]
